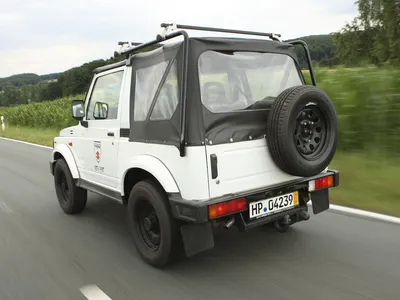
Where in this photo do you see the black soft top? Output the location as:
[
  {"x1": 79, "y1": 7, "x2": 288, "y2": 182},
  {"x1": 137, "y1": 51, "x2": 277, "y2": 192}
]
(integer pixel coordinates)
[{"x1": 94, "y1": 35, "x2": 303, "y2": 148}]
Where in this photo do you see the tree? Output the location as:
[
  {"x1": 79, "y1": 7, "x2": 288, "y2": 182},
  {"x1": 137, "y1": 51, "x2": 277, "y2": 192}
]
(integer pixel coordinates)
[{"x1": 333, "y1": 0, "x2": 400, "y2": 66}]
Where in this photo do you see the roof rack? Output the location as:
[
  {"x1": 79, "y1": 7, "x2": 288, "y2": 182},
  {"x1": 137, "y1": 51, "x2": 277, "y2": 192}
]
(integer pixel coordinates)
[
  {"x1": 114, "y1": 41, "x2": 164, "y2": 58},
  {"x1": 160, "y1": 23, "x2": 282, "y2": 41},
  {"x1": 114, "y1": 22, "x2": 282, "y2": 58}
]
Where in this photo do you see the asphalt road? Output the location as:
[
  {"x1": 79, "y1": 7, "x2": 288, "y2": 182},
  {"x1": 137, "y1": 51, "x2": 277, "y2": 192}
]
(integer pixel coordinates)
[{"x1": 0, "y1": 138, "x2": 399, "y2": 300}]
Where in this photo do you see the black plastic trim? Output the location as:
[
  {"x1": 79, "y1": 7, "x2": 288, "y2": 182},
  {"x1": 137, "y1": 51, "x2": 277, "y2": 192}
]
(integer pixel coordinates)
[
  {"x1": 236, "y1": 205, "x2": 308, "y2": 231},
  {"x1": 76, "y1": 179, "x2": 123, "y2": 203},
  {"x1": 210, "y1": 154, "x2": 218, "y2": 179},
  {"x1": 169, "y1": 169, "x2": 339, "y2": 223},
  {"x1": 120, "y1": 128, "x2": 130, "y2": 137},
  {"x1": 80, "y1": 121, "x2": 88, "y2": 128}
]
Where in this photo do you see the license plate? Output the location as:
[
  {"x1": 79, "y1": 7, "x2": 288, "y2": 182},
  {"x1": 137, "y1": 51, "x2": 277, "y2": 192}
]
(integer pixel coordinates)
[{"x1": 249, "y1": 191, "x2": 299, "y2": 219}]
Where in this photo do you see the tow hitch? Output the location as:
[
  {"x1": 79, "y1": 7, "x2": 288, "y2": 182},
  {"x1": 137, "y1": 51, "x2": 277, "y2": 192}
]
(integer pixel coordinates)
[{"x1": 273, "y1": 211, "x2": 311, "y2": 232}]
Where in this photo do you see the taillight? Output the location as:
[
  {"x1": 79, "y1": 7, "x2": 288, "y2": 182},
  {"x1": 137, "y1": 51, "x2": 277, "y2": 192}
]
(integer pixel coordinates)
[
  {"x1": 208, "y1": 197, "x2": 247, "y2": 219},
  {"x1": 309, "y1": 175, "x2": 334, "y2": 192}
]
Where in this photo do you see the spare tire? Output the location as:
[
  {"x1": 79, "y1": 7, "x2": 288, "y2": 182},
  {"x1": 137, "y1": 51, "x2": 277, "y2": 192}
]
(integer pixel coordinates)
[{"x1": 266, "y1": 85, "x2": 338, "y2": 177}]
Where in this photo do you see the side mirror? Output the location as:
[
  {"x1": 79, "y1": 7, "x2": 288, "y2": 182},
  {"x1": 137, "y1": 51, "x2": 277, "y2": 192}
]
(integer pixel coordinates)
[
  {"x1": 72, "y1": 100, "x2": 85, "y2": 121},
  {"x1": 93, "y1": 102, "x2": 108, "y2": 120}
]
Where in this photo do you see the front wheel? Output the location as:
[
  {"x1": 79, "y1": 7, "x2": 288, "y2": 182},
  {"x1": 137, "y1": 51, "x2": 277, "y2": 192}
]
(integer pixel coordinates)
[
  {"x1": 127, "y1": 180, "x2": 183, "y2": 268},
  {"x1": 54, "y1": 159, "x2": 87, "y2": 214}
]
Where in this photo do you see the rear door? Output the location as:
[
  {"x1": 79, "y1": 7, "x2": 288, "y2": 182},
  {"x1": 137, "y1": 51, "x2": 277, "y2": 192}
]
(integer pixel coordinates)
[{"x1": 198, "y1": 50, "x2": 303, "y2": 199}]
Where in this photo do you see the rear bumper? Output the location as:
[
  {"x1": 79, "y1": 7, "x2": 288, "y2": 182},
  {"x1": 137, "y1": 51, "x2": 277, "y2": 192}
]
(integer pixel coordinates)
[{"x1": 169, "y1": 169, "x2": 339, "y2": 226}]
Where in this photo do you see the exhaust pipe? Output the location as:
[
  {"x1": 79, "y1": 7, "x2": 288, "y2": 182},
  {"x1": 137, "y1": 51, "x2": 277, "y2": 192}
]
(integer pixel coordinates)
[{"x1": 224, "y1": 217, "x2": 235, "y2": 229}]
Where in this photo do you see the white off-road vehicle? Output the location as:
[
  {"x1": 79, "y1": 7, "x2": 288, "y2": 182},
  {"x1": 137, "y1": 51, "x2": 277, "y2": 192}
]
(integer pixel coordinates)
[{"x1": 50, "y1": 23, "x2": 339, "y2": 268}]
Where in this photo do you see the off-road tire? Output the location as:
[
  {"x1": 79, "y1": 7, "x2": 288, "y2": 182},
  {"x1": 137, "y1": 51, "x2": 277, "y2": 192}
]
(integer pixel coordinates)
[
  {"x1": 266, "y1": 85, "x2": 338, "y2": 177},
  {"x1": 54, "y1": 159, "x2": 87, "y2": 214},
  {"x1": 127, "y1": 180, "x2": 183, "y2": 268}
]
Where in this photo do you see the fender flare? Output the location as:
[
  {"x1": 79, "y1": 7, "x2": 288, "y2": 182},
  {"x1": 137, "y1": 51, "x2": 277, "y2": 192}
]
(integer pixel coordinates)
[
  {"x1": 51, "y1": 144, "x2": 80, "y2": 179},
  {"x1": 121, "y1": 155, "x2": 179, "y2": 195}
]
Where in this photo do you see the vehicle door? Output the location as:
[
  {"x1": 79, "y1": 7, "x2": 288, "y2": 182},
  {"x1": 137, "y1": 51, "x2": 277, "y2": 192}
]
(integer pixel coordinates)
[{"x1": 78, "y1": 67, "x2": 125, "y2": 189}]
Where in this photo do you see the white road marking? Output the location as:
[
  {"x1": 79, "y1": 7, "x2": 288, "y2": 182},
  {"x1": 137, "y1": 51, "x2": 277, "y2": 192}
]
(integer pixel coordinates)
[
  {"x1": 0, "y1": 201, "x2": 13, "y2": 214},
  {"x1": 2, "y1": 136, "x2": 400, "y2": 225},
  {"x1": 307, "y1": 202, "x2": 400, "y2": 225},
  {"x1": 0, "y1": 137, "x2": 52, "y2": 149},
  {"x1": 80, "y1": 285, "x2": 112, "y2": 300},
  {"x1": 329, "y1": 204, "x2": 400, "y2": 225}
]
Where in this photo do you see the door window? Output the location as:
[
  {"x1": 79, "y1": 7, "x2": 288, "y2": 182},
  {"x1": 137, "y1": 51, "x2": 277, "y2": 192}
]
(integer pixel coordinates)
[{"x1": 86, "y1": 71, "x2": 124, "y2": 120}]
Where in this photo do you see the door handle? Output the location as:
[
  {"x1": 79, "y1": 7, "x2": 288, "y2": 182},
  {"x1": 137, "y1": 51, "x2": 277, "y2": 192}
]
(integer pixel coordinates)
[{"x1": 107, "y1": 132, "x2": 115, "y2": 137}]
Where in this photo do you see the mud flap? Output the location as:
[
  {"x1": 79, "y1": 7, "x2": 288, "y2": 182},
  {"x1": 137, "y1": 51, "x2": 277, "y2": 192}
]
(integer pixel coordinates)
[
  {"x1": 180, "y1": 221, "x2": 214, "y2": 257},
  {"x1": 311, "y1": 188, "x2": 330, "y2": 215}
]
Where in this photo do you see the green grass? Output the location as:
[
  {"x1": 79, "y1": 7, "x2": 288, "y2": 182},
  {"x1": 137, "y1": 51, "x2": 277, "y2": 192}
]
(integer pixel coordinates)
[
  {"x1": 0, "y1": 125, "x2": 58, "y2": 147},
  {"x1": 329, "y1": 151, "x2": 400, "y2": 217}
]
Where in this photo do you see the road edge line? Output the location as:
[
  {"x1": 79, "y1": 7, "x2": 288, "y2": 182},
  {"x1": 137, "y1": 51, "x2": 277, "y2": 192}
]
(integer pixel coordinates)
[
  {"x1": 328, "y1": 204, "x2": 400, "y2": 225},
  {"x1": 0, "y1": 136, "x2": 52, "y2": 150}
]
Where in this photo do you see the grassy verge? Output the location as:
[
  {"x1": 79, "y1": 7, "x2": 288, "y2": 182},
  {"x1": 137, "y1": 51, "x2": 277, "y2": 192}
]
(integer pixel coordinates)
[
  {"x1": 1, "y1": 125, "x2": 399, "y2": 218},
  {"x1": 0, "y1": 125, "x2": 58, "y2": 147},
  {"x1": 329, "y1": 152, "x2": 400, "y2": 217}
]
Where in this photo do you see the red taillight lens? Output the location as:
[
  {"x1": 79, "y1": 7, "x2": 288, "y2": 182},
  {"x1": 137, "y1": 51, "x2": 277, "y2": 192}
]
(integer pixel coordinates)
[
  {"x1": 309, "y1": 175, "x2": 334, "y2": 191},
  {"x1": 208, "y1": 197, "x2": 247, "y2": 219}
]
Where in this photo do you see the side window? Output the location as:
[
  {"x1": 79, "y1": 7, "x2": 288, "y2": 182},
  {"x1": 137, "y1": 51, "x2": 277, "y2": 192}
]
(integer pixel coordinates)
[
  {"x1": 134, "y1": 61, "x2": 169, "y2": 121},
  {"x1": 150, "y1": 60, "x2": 179, "y2": 120},
  {"x1": 86, "y1": 70, "x2": 124, "y2": 120}
]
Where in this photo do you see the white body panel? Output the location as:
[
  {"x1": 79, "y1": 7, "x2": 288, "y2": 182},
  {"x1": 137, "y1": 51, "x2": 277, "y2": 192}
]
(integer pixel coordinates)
[
  {"x1": 116, "y1": 143, "x2": 209, "y2": 201},
  {"x1": 78, "y1": 121, "x2": 120, "y2": 189},
  {"x1": 52, "y1": 142, "x2": 81, "y2": 178},
  {"x1": 205, "y1": 139, "x2": 301, "y2": 199}
]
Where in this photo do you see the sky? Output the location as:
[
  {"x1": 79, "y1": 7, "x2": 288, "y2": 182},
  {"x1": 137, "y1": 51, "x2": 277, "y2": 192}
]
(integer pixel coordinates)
[{"x1": 0, "y1": 0, "x2": 358, "y2": 78}]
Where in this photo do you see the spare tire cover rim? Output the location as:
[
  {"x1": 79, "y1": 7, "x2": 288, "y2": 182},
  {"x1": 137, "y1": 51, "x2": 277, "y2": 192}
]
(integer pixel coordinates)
[{"x1": 294, "y1": 104, "x2": 327, "y2": 159}]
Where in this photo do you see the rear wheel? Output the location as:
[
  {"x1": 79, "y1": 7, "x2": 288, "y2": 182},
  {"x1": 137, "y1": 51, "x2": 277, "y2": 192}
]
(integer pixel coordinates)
[
  {"x1": 54, "y1": 159, "x2": 87, "y2": 214},
  {"x1": 127, "y1": 180, "x2": 183, "y2": 268}
]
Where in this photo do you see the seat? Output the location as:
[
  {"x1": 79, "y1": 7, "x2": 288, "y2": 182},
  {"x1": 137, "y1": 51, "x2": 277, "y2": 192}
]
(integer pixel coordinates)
[{"x1": 202, "y1": 82, "x2": 231, "y2": 113}]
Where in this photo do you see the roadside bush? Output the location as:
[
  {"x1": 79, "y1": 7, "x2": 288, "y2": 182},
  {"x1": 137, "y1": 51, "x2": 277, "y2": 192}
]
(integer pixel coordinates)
[{"x1": 1, "y1": 95, "x2": 83, "y2": 130}]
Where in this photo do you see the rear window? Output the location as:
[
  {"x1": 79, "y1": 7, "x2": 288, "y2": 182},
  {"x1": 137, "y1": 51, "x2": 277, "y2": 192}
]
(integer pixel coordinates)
[{"x1": 198, "y1": 50, "x2": 303, "y2": 113}]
